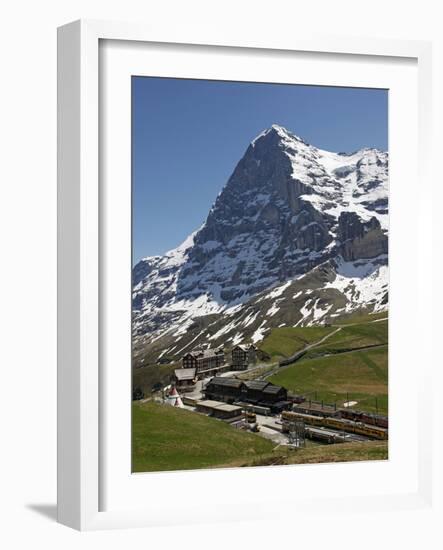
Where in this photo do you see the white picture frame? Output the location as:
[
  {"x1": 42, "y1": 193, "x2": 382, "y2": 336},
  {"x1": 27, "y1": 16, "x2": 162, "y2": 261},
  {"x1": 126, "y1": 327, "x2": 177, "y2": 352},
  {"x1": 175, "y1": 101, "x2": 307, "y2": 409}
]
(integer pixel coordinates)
[{"x1": 57, "y1": 19, "x2": 435, "y2": 532}]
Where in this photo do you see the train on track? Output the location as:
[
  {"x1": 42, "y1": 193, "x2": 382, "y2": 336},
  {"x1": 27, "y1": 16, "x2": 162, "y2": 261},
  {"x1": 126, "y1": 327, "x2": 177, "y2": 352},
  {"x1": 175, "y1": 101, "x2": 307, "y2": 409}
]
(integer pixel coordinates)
[
  {"x1": 289, "y1": 399, "x2": 388, "y2": 429},
  {"x1": 338, "y1": 408, "x2": 388, "y2": 429},
  {"x1": 281, "y1": 410, "x2": 388, "y2": 440}
]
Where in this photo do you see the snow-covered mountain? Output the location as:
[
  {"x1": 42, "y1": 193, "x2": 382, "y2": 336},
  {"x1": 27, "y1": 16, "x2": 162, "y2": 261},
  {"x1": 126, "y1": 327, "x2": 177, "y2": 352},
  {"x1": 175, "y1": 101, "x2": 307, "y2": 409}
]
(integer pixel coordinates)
[{"x1": 132, "y1": 125, "x2": 388, "y2": 365}]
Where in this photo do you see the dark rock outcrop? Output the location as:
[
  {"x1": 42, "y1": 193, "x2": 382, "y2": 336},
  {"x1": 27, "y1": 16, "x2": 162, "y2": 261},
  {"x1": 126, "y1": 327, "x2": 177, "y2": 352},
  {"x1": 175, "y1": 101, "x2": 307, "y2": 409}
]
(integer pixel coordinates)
[{"x1": 338, "y1": 212, "x2": 388, "y2": 261}]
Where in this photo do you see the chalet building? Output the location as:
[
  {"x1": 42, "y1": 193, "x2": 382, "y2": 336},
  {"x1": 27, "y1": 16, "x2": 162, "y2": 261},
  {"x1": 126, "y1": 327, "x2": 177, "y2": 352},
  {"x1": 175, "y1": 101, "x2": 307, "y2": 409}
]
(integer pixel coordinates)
[
  {"x1": 204, "y1": 377, "x2": 290, "y2": 412},
  {"x1": 261, "y1": 383, "x2": 288, "y2": 404},
  {"x1": 182, "y1": 347, "x2": 225, "y2": 376},
  {"x1": 173, "y1": 367, "x2": 197, "y2": 393},
  {"x1": 231, "y1": 344, "x2": 257, "y2": 370},
  {"x1": 204, "y1": 377, "x2": 244, "y2": 403},
  {"x1": 242, "y1": 380, "x2": 271, "y2": 403},
  {"x1": 182, "y1": 352, "x2": 199, "y2": 370}
]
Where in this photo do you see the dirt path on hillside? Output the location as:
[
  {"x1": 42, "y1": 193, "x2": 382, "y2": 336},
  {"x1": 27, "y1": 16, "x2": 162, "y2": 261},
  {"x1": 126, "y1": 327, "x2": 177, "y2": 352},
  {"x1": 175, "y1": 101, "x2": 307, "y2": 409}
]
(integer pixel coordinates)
[
  {"x1": 332, "y1": 317, "x2": 388, "y2": 328},
  {"x1": 261, "y1": 317, "x2": 388, "y2": 380},
  {"x1": 262, "y1": 327, "x2": 342, "y2": 379}
]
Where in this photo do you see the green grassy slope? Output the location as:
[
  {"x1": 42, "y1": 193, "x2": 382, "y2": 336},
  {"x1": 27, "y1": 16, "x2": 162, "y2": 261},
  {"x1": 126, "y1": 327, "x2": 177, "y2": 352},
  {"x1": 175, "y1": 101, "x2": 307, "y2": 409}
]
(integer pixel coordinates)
[
  {"x1": 132, "y1": 402, "x2": 387, "y2": 473},
  {"x1": 242, "y1": 440, "x2": 388, "y2": 467},
  {"x1": 268, "y1": 345, "x2": 388, "y2": 414},
  {"x1": 259, "y1": 325, "x2": 336, "y2": 361},
  {"x1": 304, "y1": 319, "x2": 388, "y2": 359},
  {"x1": 132, "y1": 401, "x2": 274, "y2": 473},
  {"x1": 332, "y1": 311, "x2": 388, "y2": 325}
]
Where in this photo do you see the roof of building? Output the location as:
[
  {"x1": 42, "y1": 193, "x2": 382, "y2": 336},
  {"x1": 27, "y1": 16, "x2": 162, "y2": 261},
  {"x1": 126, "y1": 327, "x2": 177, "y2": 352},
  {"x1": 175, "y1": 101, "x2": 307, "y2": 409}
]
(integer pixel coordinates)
[
  {"x1": 233, "y1": 401, "x2": 271, "y2": 411},
  {"x1": 233, "y1": 345, "x2": 248, "y2": 352},
  {"x1": 184, "y1": 348, "x2": 224, "y2": 359},
  {"x1": 262, "y1": 384, "x2": 285, "y2": 394},
  {"x1": 206, "y1": 376, "x2": 243, "y2": 389},
  {"x1": 174, "y1": 368, "x2": 196, "y2": 381},
  {"x1": 196, "y1": 400, "x2": 242, "y2": 413},
  {"x1": 233, "y1": 344, "x2": 256, "y2": 352},
  {"x1": 244, "y1": 380, "x2": 269, "y2": 391},
  {"x1": 214, "y1": 403, "x2": 243, "y2": 413},
  {"x1": 197, "y1": 399, "x2": 225, "y2": 408}
]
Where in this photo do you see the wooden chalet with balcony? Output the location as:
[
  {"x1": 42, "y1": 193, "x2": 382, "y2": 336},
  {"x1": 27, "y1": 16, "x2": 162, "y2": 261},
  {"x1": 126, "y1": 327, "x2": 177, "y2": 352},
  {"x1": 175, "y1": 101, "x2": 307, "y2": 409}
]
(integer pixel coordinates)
[
  {"x1": 231, "y1": 344, "x2": 257, "y2": 370},
  {"x1": 181, "y1": 347, "x2": 226, "y2": 377}
]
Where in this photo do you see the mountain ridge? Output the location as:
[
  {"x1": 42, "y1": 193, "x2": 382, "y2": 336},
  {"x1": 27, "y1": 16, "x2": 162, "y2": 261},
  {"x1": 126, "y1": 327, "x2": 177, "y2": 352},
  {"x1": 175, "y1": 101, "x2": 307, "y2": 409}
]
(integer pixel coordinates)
[{"x1": 132, "y1": 125, "x2": 388, "y2": 366}]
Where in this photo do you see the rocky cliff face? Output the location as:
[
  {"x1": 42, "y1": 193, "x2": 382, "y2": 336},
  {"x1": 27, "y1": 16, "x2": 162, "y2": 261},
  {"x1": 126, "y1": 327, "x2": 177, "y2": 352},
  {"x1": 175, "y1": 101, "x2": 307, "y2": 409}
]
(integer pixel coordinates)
[
  {"x1": 132, "y1": 125, "x2": 388, "y2": 365},
  {"x1": 177, "y1": 127, "x2": 336, "y2": 304},
  {"x1": 337, "y1": 212, "x2": 388, "y2": 261}
]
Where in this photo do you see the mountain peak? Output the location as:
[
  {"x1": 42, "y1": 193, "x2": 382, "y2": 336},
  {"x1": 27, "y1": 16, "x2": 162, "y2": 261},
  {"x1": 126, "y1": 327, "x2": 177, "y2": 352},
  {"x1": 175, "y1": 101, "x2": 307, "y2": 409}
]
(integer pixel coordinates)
[
  {"x1": 270, "y1": 123, "x2": 289, "y2": 134},
  {"x1": 251, "y1": 124, "x2": 304, "y2": 147},
  {"x1": 133, "y1": 124, "x2": 389, "y2": 352}
]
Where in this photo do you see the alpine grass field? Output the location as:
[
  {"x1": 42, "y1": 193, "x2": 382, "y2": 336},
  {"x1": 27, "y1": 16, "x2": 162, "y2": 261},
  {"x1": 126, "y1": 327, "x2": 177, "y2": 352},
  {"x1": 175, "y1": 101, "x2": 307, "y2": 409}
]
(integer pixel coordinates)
[
  {"x1": 132, "y1": 401, "x2": 387, "y2": 472},
  {"x1": 241, "y1": 441, "x2": 388, "y2": 467},
  {"x1": 267, "y1": 318, "x2": 388, "y2": 414},
  {"x1": 260, "y1": 325, "x2": 337, "y2": 361},
  {"x1": 132, "y1": 401, "x2": 274, "y2": 472}
]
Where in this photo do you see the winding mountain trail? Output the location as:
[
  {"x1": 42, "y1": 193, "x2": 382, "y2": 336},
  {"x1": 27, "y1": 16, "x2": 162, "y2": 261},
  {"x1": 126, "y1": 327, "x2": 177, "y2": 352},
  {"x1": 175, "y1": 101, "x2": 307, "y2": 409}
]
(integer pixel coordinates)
[
  {"x1": 332, "y1": 317, "x2": 388, "y2": 328},
  {"x1": 262, "y1": 327, "x2": 343, "y2": 379},
  {"x1": 263, "y1": 315, "x2": 388, "y2": 381}
]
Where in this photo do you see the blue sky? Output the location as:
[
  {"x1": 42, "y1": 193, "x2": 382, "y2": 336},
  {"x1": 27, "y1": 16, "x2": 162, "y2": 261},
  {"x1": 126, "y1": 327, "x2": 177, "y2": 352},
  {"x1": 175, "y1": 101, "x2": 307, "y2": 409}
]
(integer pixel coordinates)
[{"x1": 132, "y1": 77, "x2": 388, "y2": 263}]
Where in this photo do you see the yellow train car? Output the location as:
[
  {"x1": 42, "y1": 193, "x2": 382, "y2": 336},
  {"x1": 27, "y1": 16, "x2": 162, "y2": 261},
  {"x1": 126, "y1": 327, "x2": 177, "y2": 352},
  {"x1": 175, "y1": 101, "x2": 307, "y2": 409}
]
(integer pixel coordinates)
[
  {"x1": 354, "y1": 424, "x2": 388, "y2": 440},
  {"x1": 325, "y1": 417, "x2": 387, "y2": 440},
  {"x1": 281, "y1": 411, "x2": 323, "y2": 431},
  {"x1": 282, "y1": 410, "x2": 388, "y2": 440}
]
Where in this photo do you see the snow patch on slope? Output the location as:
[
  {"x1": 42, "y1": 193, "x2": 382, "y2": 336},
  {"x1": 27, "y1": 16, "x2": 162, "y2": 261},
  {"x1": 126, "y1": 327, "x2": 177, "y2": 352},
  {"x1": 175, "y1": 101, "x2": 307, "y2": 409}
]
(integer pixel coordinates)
[
  {"x1": 251, "y1": 321, "x2": 269, "y2": 343},
  {"x1": 325, "y1": 256, "x2": 388, "y2": 312}
]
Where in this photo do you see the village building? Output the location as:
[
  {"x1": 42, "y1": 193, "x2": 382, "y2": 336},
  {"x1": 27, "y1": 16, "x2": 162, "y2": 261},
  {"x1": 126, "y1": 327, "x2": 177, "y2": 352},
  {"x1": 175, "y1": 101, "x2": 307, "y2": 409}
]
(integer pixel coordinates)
[
  {"x1": 195, "y1": 399, "x2": 243, "y2": 421},
  {"x1": 203, "y1": 377, "x2": 244, "y2": 403},
  {"x1": 231, "y1": 344, "x2": 257, "y2": 370},
  {"x1": 181, "y1": 347, "x2": 226, "y2": 377},
  {"x1": 204, "y1": 376, "x2": 291, "y2": 412},
  {"x1": 242, "y1": 380, "x2": 271, "y2": 403},
  {"x1": 173, "y1": 367, "x2": 197, "y2": 393},
  {"x1": 260, "y1": 382, "x2": 289, "y2": 404}
]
